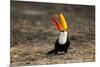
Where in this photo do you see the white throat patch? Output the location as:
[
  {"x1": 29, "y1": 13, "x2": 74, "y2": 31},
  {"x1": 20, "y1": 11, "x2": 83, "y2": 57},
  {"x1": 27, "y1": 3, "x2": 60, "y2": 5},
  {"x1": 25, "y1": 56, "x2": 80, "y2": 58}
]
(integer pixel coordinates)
[{"x1": 58, "y1": 31, "x2": 68, "y2": 44}]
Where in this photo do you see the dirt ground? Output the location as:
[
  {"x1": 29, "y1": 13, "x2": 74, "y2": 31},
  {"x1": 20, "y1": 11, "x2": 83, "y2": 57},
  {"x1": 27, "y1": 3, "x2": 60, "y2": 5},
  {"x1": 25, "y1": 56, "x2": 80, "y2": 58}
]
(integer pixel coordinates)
[{"x1": 10, "y1": 1, "x2": 95, "y2": 66}]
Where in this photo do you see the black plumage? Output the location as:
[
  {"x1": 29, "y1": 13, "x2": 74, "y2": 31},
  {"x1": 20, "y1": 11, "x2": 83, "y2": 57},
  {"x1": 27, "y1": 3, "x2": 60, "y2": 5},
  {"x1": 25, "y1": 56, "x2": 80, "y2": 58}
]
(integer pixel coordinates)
[{"x1": 47, "y1": 33, "x2": 70, "y2": 55}]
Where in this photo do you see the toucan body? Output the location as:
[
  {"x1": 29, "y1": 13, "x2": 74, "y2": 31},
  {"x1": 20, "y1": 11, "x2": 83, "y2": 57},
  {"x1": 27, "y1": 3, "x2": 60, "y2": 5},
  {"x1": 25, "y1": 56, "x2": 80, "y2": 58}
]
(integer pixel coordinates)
[
  {"x1": 47, "y1": 13, "x2": 70, "y2": 55},
  {"x1": 47, "y1": 31, "x2": 70, "y2": 55}
]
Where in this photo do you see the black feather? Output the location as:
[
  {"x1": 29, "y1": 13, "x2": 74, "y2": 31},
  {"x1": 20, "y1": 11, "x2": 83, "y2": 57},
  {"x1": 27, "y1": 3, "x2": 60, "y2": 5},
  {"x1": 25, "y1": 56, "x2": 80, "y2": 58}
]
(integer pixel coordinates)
[{"x1": 47, "y1": 33, "x2": 70, "y2": 55}]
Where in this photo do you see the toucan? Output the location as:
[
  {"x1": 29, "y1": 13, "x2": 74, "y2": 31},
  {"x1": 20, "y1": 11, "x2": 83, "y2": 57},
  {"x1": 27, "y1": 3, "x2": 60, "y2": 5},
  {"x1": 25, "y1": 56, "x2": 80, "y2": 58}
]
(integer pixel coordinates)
[{"x1": 47, "y1": 13, "x2": 70, "y2": 55}]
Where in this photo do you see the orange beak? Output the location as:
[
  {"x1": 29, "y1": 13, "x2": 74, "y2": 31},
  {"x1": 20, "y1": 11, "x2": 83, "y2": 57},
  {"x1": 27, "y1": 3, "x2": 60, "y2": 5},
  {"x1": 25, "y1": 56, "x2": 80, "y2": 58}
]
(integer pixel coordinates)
[
  {"x1": 51, "y1": 17, "x2": 63, "y2": 31},
  {"x1": 58, "y1": 13, "x2": 68, "y2": 30},
  {"x1": 51, "y1": 13, "x2": 68, "y2": 31}
]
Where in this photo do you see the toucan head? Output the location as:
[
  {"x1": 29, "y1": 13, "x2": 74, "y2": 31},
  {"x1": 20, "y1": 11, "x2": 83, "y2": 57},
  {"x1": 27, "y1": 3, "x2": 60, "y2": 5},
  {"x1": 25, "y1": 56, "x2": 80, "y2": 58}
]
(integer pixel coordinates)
[{"x1": 51, "y1": 13, "x2": 68, "y2": 33}]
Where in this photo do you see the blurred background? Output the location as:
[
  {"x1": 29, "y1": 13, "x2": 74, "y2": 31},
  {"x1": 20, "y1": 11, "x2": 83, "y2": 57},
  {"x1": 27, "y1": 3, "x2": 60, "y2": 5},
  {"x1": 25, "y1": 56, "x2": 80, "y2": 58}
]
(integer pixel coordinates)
[{"x1": 10, "y1": 1, "x2": 95, "y2": 66}]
